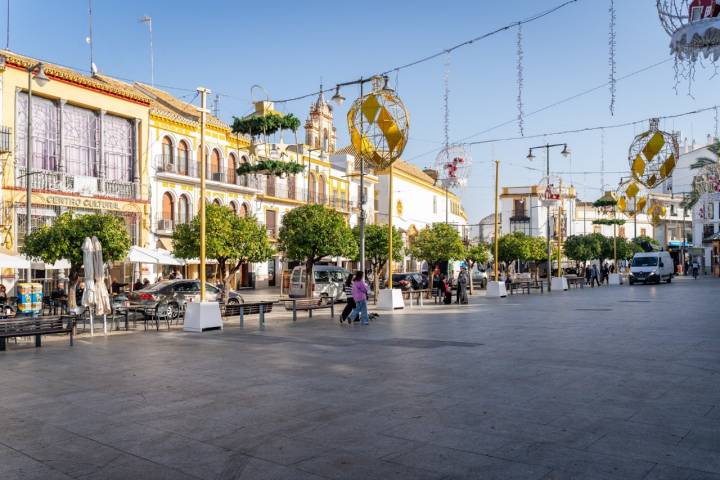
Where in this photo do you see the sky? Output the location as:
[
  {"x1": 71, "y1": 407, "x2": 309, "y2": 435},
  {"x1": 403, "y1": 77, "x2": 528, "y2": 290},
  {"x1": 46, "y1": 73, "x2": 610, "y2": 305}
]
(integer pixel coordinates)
[{"x1": 7, "y1": 0, "x2": 720, "y2": 222}]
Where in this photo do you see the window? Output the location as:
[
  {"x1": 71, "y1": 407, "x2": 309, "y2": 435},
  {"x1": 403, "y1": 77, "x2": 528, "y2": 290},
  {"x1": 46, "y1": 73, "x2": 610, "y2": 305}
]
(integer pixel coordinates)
[
  {"x1": 212, "y1": 198, "x2": 221, "y2": 206},
  {"x1": 229, "y1": 201, "x2": 238, "y2": 215},
  {"x1": 706, "y1": 6, "x2": 714, "y2": 18},
  {"x1": 162, "y1": 192, "x2": 174, "y2": 223},
  {"x1": 287, "y1": 174, "x2": 296, "y2": 200},
  {"x1": 210, "y1": 149, "x2": 221, "y2": 179},
  {"x1": 308, "y1": 173, "x2": 316, "y2": 203},
  {"x1": 238, "y1": 156, "x2": 249, "y2": 186},
  {"x1": 239, "y1": 203, "x2": 250, "y2": 218},
  {"x1": 318, "y1": 176, "x2": 326, "y2": 204},
  {"x1": 265, "y1": 210, "x2": 277, "y2": 236},
  {"x1": 670, "y1": 205, "x2": 676, "y2": 217},
  {"x1": 707, "y1": 203, "x2": 715, "y2": 220},
  {"x1": 704, "y1": 223, "x2": 715, "y2": 239},
  {"x1": 104, "y1": 114, "x2": 133, "y2": 181},
  {"x1": 266, "y1": 175, "x2": 276, "y2": 196},
  {"x1": 178, "y1": 195, "x2": 190, "y2": 224},
  {"x1": 162, "y1": 136, "x2": 173, "y2": 164},
  {"x1": 63, "y1": 103, "x2": 97, "y2": 176},
  {"x1": 640, "y1": 228, "x2": 647, "y2": 237},
  {"x1": 227, "y1": 153, "x2": 237, "y2": 184},
  {"x1": 15, "y1": 92, "x2": 60, "y2": 171},
  {"x1": 178, "y1": 140, "x2": 190, "y2": 175},
  {"x1": 691, "y1": 6, "x2": 703, "y2": 21},
  {"x1": 513, "y1": 199, "x2": 527, "y2": 219},
  {"x1": 593, "y1": 225, "x2": 601, "y2": 234}
]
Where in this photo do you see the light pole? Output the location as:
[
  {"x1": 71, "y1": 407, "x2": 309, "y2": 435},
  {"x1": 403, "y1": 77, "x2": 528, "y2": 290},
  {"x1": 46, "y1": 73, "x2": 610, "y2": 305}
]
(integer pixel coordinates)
[
  {"x1": 24, "y1": 62, "x2": 50, "y2": 282},
  {"x1": 526, "y1": 143, "x2": 570, "y2": 291}
]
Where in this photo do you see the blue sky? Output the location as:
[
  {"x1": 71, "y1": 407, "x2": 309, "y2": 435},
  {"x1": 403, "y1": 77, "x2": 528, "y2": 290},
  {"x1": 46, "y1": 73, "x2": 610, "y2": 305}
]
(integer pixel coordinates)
[{"x1": 8, "y1": 0, "x2": 720, "y2": 221}]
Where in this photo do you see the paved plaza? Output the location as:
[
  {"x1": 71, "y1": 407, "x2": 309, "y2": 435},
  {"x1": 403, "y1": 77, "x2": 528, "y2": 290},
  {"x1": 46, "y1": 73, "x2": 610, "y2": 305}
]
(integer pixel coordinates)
[{"x1": 1, "y1": 277, "x2": 719, "y2": 479}]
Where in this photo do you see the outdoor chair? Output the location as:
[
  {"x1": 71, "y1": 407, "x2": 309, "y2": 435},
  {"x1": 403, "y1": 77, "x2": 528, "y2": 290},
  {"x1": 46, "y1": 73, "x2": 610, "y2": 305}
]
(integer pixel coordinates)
[{"x1": 146, "y1": 302, "x2": 172, "y2": 331}]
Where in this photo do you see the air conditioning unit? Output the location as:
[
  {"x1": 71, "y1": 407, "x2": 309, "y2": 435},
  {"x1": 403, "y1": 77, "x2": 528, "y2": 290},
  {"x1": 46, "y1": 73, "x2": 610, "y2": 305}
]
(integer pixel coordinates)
[
  {"x1": 212, "y1": 172, "x2": 226, "y2": 182},
  {"x1": 157, "y1": 219, "x2": 174, "y2": 231}
]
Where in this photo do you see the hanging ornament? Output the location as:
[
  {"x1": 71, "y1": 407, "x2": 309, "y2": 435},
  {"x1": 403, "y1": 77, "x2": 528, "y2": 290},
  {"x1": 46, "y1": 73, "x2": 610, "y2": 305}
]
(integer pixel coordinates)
[
  {"x1": 646, "y1": 198, "x2": 667, "y2": 226},
  {"x1": 616, "y1": 179, "x2": 648, "y2": 217},
  {"x1": 347, "y1": 76, "x2": 410, "y2": 171},
  {"x1": 434, "y1": 144, "x2": 472, "y2": 189},
  {"x1": 657, "y1": 0, "x2": 720, "y2": 88},
  {"x1": 627, "y1": 118, "x2": 679, "y2": 188},
  {"x1": 609, "y1": 0, "x2": 617, "y2": 115},
  {"x1": 517, "y1": 23, "x2": 525, "y2": 136}
]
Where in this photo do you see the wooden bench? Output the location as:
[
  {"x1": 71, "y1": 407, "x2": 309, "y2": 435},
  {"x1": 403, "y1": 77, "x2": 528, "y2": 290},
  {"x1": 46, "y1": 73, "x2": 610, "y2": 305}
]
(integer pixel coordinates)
[
  {"x1": 283, "y1": 298, "x2": 335, "y2": 322},
  {"x1": 0, "y1": 316, "x2": 74, "y2": 351},
  {"x1": 221, "y1": 301, "x2": 275, "y2": 326}
]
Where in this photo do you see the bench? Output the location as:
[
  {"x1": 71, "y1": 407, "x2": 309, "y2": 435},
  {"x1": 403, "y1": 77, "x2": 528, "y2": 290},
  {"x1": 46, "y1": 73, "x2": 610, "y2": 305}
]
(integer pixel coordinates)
[
  {"x1": 283, "y1": 298, "x2": 335, "y2": 322},
  {"x1": 565, "y1": 275, "x2": 585, "y2": 289},
  {"x1": 0, "y1": 316, "x2": 74, "y2": 351},
  {"x1": 221, "y1": 301, "x2": 275, "y2": 326},
  {"x1": 509, "y1": 279, "x2": 544, "y2": 295},
  {"x1": 401, "y1": 289, "x2": 430, "y2": 307}
]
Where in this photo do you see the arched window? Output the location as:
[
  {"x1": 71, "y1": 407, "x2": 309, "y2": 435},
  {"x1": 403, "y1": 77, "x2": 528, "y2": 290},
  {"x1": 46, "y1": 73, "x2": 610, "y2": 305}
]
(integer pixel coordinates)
[
  {"x1": 239, "y1": 203, "x2": 250, "y2": 218},
  {"x1": 228, "y1": 153, "x2": 237, "y2": 185},
  {"x1": 287, "y1": 174, "x2": 296, "y2": 200},
  {"x1": 210, "y1": 149, "x2": 221, "y2": 180},
  {"x1": 213, "y1": 198, "x2": 221, "y2": 206},
  {"x1": 178, "y1": 195, "x2": 191, "y2": 224},
  {"x1": 161, "y1": 192, "x2": 174, "y2": 230},
  {"x1": 266, "y1": 175, "x2": 276, "y2": 197},
  {"x1": 308, "y1": 173, "x2": 316, "y2": 203},
  {"x1": 239, "y1": 156, "x2": 249, "y2": 186},
  {"x1": 162, "y1": 136, "x2": 173, "y2": 166},
  {"x1": 229, "y1": 201, "x2": 238, "y2": 215},
  {"x1": 177, "y1": 140, "x2": 189, "y2": 175},
  {"x1": 318, "y1": 176, "x2": 326, "y2": 204}
]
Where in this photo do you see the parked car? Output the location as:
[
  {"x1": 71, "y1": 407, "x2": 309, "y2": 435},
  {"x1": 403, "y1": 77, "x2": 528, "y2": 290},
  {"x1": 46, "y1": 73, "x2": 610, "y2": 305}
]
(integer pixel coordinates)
[
  {"x1": 628, "y1": 251, "x2": 674, "y2": 285},
  {"x1": 289, "y1": 265, "x2": 351, "y2": 302},
  {"x1": 127, "y1": 280, "x2": 244, "y2": 319},
  {"x1": 391, "y1": 272, "x2": 426, "y2": 290}
]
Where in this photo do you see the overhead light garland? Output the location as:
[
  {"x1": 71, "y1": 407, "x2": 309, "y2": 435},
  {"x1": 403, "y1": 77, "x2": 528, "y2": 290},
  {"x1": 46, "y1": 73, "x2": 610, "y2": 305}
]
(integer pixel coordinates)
[
  {"x1": 608, "y1": 0, "x2": 617, "y2": 115},
  {"x1": 517, "y1": 23, "x2": 525, "y2": 136}
]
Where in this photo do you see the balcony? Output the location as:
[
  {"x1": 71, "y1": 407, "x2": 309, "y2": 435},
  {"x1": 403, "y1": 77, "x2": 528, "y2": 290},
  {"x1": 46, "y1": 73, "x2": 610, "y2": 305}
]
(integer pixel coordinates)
[
  {"x1": 0, "y1": 126, "x2": 10, "y2": 154},
  {"x1": 157, "y1": 218, "x2": 175, "y2": 233},
  {"x1": 16, "y1": 165, "x2": 137, "y2": 200},
  {"x1": 103, "y1": 179, "x2": 136, "y2": 199},
  {"x1": 209, "y1": 172, "x2": 227, "y2": 183},
  {"x1": 155, "y1": 154, "x2": 197, "y2": 177},
  {"x1": 16, "y1": 165, "x2": 74, "y2": 191}
]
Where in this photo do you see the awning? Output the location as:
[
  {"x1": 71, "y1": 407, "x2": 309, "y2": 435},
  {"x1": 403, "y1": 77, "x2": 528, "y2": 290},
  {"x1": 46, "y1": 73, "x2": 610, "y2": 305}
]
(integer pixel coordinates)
[
  {"x1": 0, "y1": 252, "x2": 31, "y2": 269},
  {"x1": 32, "y1": 259, "x2": 71, "y2": 270},
  {"x1": 127, "y1": 246, "x2": 184, "y2": 266}
]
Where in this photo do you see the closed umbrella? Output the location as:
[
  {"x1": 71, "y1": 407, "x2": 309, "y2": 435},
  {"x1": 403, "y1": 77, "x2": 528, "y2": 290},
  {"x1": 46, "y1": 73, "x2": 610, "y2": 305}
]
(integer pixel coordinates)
[
  {"x1": 92, "y1": 236, "x2": 111, "y2": 321},
  {"x1": 81, "y1": 237, "x2": 96, "y2": 335}
]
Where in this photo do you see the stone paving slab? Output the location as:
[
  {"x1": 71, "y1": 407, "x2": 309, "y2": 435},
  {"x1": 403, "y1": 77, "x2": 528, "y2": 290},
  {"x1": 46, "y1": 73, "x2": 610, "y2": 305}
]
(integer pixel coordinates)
[{"x1": 0, "y1": 276, "x2": 719, "y2": 479}]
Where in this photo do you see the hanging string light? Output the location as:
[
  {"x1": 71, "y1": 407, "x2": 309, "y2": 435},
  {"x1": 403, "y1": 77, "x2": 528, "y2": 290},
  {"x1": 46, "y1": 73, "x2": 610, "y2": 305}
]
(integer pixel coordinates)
[
  {"x1": 608, "y1": 0, "x2": 617, "y2": 115},
  {"x1": 517, "y1": 23, "x2": 525, "y2": 136},
  {"x1": 443, "y1": 51, "x2": 450, "y2": 155}
]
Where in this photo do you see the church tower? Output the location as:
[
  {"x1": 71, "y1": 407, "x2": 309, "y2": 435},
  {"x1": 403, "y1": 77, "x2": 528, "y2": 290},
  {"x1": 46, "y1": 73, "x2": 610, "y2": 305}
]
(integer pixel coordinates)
[{"x1": 304, "y1": 85, "x2": 336, "y2": 153}]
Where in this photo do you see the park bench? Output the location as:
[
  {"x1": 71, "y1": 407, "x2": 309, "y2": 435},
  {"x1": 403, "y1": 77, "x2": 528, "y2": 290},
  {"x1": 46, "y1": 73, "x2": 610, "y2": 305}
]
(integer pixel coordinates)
[
  {"x1": 283, "y1": 297, "x2": 335, "y2": 322},
  {"x1": 509, "y1": 278, "x2": 544, "y2": 295},
  {"x1": 221, "y1": 301, "x2": 275, "y2": 326},
  {"x1": 402, "y1": 289, "x2": 430, "y2": 307},
  {"x1": 0, "y1": 316, "x2": 74, "y2": 351},
  {"x1": 565, "y1": 275, "x2": 585, "y2": 289}
]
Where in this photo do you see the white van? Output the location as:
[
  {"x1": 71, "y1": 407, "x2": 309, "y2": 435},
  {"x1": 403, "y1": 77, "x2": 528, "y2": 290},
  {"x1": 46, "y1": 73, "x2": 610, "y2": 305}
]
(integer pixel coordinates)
[
  {"x1": 629, "y1": 251, "x2": 674, "y2": 285},
  {"x1": 289, "y1": 265, "x2": 351, "y2": 302}
]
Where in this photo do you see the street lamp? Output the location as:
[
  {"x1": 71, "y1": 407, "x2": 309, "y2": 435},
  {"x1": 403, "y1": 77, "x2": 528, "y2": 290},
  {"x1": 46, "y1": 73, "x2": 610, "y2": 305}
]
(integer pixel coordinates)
[
  {"x1": 24, "y1": 62, "x2": 50, "y2": 281},
  {"x1": 526, "y1": 143, "x2": 570, "y2": 291}
]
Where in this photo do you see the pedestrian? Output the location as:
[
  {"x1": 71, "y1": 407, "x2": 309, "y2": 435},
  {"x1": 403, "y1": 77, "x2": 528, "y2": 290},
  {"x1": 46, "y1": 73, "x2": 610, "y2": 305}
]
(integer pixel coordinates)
[
  {"x1": 133, "y1": 277, "x2": 144, "y2": 291},
  {"x1": 442, "y1": 275, "x2": 452, "y2": 305},
  {"x1": 142, "y1": 278, "x2": 150, "y2": 289},
  {"x1": 348, "y1": 271, "x2": 369, "y2": 325},
  {"x1": 584, "y1": 264, "x2": 592, "y2": 286},
  {"x1": 692, "y1": 260, "x2": 699, "y2": 279},
  {"x1": 456, "y1": 266, "x2": 469, "y2": 304},
  {"x1": 174, "y1": 268, "x2": 183, "y2": 280},
  {"x1": 340, "y1": 273, "x2": 356, "y2": 323},
  {"x1": 602, "y1": 263, "x2": 610, "y2": 285},
  {"x1": 591, "y1": 264, "x2": 600, "y2": 287}
]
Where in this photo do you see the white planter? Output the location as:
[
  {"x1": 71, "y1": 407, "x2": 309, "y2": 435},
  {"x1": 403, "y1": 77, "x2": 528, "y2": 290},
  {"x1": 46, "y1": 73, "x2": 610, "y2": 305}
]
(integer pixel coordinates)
[
  {"x1": 608, "y1": 273, "x2": 621, "y2": 285},
  {"x1": 184, "y1": 302, "x2": 223, "y2": 332},
  {"x1": 378, "y1": 289, "x2": 405, "y2": 310},
  {"x1": 551, "y1": 277, "x2": 569, "y2": 292},
  {"x1": 486, "y1": 281, "x2": 507, "y2": 298}
]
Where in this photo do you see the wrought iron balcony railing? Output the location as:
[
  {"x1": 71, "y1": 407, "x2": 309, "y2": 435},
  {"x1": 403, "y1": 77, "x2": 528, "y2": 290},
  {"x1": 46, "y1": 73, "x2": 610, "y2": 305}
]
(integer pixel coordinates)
[{"x1": 0, "y1": 126, "x2": 11, "y2": 154}]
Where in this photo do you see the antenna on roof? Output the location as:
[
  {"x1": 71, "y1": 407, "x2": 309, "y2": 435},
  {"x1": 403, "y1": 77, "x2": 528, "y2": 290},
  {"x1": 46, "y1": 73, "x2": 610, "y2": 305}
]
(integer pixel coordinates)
[
  {"x1": 139, "y1": 15, "x2": 154, "y2": 86},
  {"x1": 86, "y1": 0, "x2": 95, "y2": 75},
  {"x1": 212, "y1": 94, "x2": 219, "y2": 117}
]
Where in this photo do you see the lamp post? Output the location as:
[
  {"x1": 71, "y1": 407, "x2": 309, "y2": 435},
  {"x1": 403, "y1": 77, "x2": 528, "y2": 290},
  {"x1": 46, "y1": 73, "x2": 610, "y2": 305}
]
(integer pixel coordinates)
[
  {"x1": 24, "y1": 62, "x2": 50, "y2": 282},
  {"x1": 526, "y1": 143, "x2": 570, "y2": 291},
  {"x1": 197, "y1": 87, "x2": 210, "y2": 301}
]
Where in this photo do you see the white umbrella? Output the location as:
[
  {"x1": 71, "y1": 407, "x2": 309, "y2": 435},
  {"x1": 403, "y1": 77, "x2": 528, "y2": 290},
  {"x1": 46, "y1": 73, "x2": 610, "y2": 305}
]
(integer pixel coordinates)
[
  {"x1": 92, "y1": 237, "x2": 111, "y2": 317},
  {"x1": 81, "y1": 237, "x2": 96, "y2": 335}
]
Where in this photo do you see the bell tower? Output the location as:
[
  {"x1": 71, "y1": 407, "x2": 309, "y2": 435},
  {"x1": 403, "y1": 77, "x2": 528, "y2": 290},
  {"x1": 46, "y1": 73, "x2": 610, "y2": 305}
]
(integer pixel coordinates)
[{"x1": 304, "y1": 85, "x2": 336, "y2": 153}]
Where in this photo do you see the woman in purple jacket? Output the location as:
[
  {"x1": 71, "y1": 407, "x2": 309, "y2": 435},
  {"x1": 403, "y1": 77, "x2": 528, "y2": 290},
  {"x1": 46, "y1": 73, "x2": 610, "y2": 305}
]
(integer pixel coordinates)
[{"x1": 349, "y1": 271, "x2": 369, "y2": 325}]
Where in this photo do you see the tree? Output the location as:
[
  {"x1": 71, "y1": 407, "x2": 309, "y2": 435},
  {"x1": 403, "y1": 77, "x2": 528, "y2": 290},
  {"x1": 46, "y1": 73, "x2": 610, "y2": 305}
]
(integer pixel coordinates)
[
  {"x1": 463, "y1": 243, "x2": 490, "y2": 293},
  {"x1": 278, "y1": 205, "x2": 357, "y2": 297},
  {"x1": 22, "y1": 213, "x2": 131, "y2": 308},
  {"x1": 173, "y1": 204, "x2": 273, "y2": 302},
  {"x1": 497, "y1": 232, "x2": 548, "y2": 277},
  {"x1": 564, "y1": 234, "x2": 602, "y2": 264},
  {"x1": 409, "y1": 222, "x2": 465, "y2": 280},
  {"x1": 352, "y1": 224, "x2": 402, "y2": 298},
  {"x1": 631, "y1": 235, "x2": 659, "y2": 253}
]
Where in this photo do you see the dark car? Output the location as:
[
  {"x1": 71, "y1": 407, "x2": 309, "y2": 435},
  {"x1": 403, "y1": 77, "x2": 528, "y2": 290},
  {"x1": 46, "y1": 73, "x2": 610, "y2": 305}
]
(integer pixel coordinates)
[
  {"x1": 127, "y1": 280, "x2": 243, "y2": 319},
  {"x1": 391, "y1": 272, "x2": 426, "y2": 290}
]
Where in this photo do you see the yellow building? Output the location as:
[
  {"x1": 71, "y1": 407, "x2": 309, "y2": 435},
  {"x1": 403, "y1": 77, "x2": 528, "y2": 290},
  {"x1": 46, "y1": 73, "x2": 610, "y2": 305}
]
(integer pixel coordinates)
[{"x1": 0, "y1": 50, "x2": 151, "y2": 287}]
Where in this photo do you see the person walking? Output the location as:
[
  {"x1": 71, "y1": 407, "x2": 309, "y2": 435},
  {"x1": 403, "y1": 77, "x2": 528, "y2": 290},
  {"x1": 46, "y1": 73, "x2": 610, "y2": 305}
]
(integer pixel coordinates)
[
  {"x1": 591, "y1": 264, "x2": 600, "y2": 288},
  {"x1": 692, "y1": 260, "x2": 699, "y2": 279},
  {"x1": 348, "y1": 271, "x2": 369, "y2": 325},
  {"x1": 585, "y1": 264, "x2": 592, "y2": 286},
  {"x1": 601, "y1": 263, "x2": 610, "y2": 286},
  {"x1": 456, "y1": 266, "x2": 469, "y2": 304},
  {"x1": 340, "y1": 274, "x2": 356, "y2": 323}
]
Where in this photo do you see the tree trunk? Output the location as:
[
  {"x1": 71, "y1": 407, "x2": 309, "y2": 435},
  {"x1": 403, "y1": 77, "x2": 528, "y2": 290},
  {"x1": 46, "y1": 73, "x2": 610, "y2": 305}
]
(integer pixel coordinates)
[
  {"x1": 305, "y1": 259, "x2": 314, "y2": 298},
  {"x1": 67, "y1": 267, "x2": 80, "y2": 310},
  {"x1": 223, "y1": 261, "x2": 243, "y2": 303},
  {"x1": 373, "y1": 264, "x2": 382, "y2": 304}
]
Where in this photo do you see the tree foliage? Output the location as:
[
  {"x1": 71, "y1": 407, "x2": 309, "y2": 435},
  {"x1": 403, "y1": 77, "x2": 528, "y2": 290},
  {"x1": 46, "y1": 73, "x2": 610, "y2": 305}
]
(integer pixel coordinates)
[
  {"x1": 464, "y1": 243, "x2": 490, "y2": 266},
  {"x1": 173, "y1": 204, "x2": 273, "y2": 300},
  {"x1": 409, "y1": 223, "x2": 465, "y2": 266},
  {"x1": 631, "y1": 235, "x2": 660, "y2": 253},
  {"x1": 278, "y1": 204, "x2": 356, "y2": 273},
  {"x1": 353, "y1": 224, "x2": 403, "y2": 296},
  {"x1": 231, "y1": 112, "x2": 301, "y2": 137},
  {"x1": 497, "y1": 231, "x2": 548, "y2": 264},
  {"x1": 564, "y1": 234, "x2": 603, "y2": 263},
  {"x1": 22, "y1": 213, "x2": 131, "y2": 308}
]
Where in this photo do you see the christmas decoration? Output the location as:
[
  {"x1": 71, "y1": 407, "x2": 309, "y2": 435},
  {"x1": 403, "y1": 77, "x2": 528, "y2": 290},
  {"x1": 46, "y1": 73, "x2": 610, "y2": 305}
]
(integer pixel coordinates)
[
  {"x1": 347, "y1": 77, "x2": 409, "y2": 171},
  {"x1": 646, "y1": 198, "x2": 667, "y2": 226},
  {"x1": 627, "y1": 118, "x2": 679, "y2": 188},
  {"x1": 434, "y1": 144, "x2": 472, "y2": 189},
  {"x1": 609, "y1": 0, "x2": 617, "y2": 115},
  {"x1": 616, "y1": 179, "x2": 648, "y2": 217},
  {"x1": 517, "y1": 23, "x2": 525, "y2": 135}
]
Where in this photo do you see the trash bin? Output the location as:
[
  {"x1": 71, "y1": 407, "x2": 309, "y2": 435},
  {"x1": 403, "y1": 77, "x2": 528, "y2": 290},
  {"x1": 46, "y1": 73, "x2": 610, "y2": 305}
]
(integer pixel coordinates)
[{"x1": 17, "y1": 282, "x2": 43, "y2": 316}]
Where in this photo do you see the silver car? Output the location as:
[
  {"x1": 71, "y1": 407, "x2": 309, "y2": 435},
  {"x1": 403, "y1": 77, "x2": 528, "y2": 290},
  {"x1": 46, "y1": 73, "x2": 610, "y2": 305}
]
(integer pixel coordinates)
[
  {"x1": 127, "y1": 280, "x2": 243, "y2": 319},
  {"x1": 289, "y1": 265, "x2": 351, "y2": 302}
]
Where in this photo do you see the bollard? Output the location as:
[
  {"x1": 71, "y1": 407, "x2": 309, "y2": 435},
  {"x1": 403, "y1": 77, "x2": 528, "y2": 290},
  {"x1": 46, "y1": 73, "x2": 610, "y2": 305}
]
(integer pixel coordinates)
[
  {"x1": 330, "y1": 298, "x2": 335, "y2": 318},
  {"x1": 239, "y1": 307, "x2": 244, "y2": 328},
  {"x1": 259, "y1": 304, "x2": 265, "y2": 326},
  {"x1": 292, "y1": 300, "x2": 297, "y2": 322}
]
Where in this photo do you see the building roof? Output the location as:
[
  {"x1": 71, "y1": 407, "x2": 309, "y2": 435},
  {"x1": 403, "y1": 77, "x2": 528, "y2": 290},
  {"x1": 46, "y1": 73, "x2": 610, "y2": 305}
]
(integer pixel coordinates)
[
  {"x1": 134, "y1": 82, "x2": 229, "y2": 130},
  {"x1": 0, "y1": 50, "x2": 151, "y2": 104}
]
